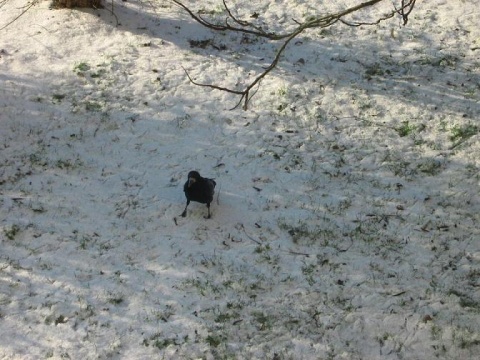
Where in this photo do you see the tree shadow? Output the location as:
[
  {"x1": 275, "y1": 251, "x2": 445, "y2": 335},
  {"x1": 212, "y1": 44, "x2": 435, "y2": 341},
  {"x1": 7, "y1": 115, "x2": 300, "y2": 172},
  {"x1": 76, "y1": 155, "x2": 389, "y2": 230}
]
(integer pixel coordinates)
[{"x1": 83, "y1": 0, "x2": 479, "y2": 115}]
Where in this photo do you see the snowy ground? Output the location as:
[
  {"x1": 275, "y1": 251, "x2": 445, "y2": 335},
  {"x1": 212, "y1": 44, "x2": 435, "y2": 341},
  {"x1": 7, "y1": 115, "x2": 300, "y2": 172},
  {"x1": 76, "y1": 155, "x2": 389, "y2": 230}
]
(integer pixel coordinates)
[{"x1": 1, "y1": 0, "x2": 479, "y2": 358}]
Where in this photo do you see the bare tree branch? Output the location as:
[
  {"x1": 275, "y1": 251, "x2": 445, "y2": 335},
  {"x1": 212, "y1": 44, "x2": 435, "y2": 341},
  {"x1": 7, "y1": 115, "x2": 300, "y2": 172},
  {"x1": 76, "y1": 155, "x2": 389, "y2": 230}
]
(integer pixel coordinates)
[
  {"x1": 0, "y1": 0, "x2": 39, "y2": 31},
  {"x1": 174, "y1": 0, "x2": 417, "y2": 110},
  {"x1": 398, "y1": 0, "x2": 416, "y2": 25},
  {"x1": 173, "y1": 0, "x2": 289, "y2": 39}
]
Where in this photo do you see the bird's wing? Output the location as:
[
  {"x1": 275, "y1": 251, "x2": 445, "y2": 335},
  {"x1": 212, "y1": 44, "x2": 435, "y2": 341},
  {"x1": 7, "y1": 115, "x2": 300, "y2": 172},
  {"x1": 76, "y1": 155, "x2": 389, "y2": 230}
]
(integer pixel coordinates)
[{"x1": 207, "y1": 179, "x2": 216, "y2": 194}]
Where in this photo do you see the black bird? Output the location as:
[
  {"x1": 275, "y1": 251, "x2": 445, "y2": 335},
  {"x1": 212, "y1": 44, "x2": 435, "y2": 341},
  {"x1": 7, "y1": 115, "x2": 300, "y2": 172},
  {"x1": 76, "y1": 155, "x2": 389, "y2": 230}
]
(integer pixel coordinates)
[{"x1": 181, "y1": 170, "x2": 216, "y2": 219}]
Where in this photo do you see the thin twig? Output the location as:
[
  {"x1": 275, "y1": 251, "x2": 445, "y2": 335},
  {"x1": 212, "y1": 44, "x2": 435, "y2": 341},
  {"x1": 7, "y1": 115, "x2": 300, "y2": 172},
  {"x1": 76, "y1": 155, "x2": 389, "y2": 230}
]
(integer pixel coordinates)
[
  {"x1": 221, "y1": 0, "x2": 273, "y2": 36},
  {"x1": 285, "y1": 249, "x2": 311, "y2": 257},
  {"x1": 238, "y1": 224, "x2": 262, "y2": 245},
  {"x1": 172, "y1": 0, "x2": 289, "y2": 39},
  {"x1": 182, "y1": 67, "x2": 244, "y2": 95},
  {"x1": 398, "y1": 0, "x2": 416, "y2": 25},
  {"x1": 0, "y1": 0, "x2": 38, "y2": 31},
  {"x1": 175, "y1": 0, "x2": 417, "y2": 110},
  {"x1": 339, "y1": 12, "x2": 395, "y2": 27},
  {"x1": 102, "y1": 0, "x2": 119, "y2": 27}
]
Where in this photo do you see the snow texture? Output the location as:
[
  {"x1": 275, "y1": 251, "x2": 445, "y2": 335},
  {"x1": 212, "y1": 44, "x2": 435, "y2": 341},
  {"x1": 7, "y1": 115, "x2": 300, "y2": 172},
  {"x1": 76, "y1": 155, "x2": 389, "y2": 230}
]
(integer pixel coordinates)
[{"x1": 1, "y1": 0, "x2": 479, "y2": 359}]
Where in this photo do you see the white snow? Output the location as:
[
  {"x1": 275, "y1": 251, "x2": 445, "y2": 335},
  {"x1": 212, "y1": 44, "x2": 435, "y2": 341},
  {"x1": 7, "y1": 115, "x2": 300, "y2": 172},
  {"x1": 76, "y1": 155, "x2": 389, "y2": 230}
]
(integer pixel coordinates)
[{"x1": 1, "y1": 0, "x2": 479, "y2": 359}]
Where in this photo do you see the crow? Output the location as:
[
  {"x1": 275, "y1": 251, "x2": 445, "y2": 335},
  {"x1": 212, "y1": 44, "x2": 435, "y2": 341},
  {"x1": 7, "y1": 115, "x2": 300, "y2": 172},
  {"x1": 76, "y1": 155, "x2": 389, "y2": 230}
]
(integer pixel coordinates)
[{"x1": 181, "y1": 170, "x2": 216, "y2": 219}]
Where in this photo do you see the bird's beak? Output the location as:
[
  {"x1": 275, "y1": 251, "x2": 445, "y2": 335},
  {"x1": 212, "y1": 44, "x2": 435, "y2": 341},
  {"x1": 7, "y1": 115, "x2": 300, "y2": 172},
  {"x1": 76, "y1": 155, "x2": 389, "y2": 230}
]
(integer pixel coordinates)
[{"x1": 188, "y1": 177, "x2": 196, "y2": 187}]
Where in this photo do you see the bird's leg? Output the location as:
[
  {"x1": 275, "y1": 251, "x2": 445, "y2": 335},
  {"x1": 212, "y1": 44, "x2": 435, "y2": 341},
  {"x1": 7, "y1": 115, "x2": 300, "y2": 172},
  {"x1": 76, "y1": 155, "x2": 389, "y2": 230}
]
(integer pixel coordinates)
[
  {"x1": 205, "y1": 203, "x2": 211, "y2": 219},
  {"x1": 181, "y1": 200, "x2": 190, "y2": 217}
]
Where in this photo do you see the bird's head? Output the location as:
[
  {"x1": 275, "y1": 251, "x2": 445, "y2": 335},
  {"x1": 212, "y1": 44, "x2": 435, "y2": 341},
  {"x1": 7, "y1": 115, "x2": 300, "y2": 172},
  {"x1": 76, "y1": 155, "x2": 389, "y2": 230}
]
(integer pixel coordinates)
[{"x1": 187, "y1": 170, "x2": 201, "y2": 187}]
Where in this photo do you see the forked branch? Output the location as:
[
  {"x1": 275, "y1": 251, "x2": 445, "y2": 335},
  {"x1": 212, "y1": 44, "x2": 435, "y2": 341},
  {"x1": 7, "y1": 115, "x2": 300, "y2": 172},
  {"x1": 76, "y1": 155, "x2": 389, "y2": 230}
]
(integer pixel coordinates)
[
  {"x1": 0, "y1": 0, "x2": 39, "y2": 31},
  {"x1": 174, "y1": 0, "x2": 417, "y2": 110}
]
